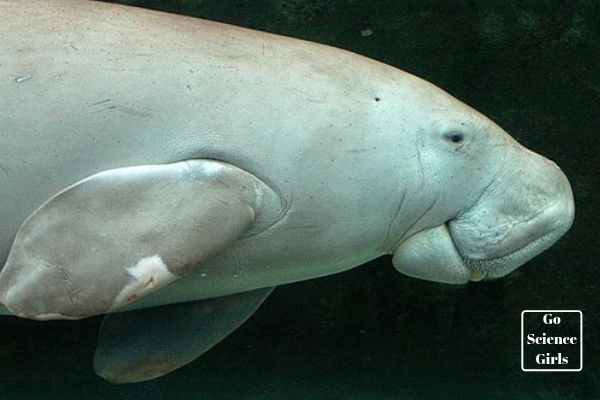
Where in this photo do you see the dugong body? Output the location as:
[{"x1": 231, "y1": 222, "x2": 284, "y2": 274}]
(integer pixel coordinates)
[{"x1": 0, "y1": 0, "x2": 574, "y2": 383}]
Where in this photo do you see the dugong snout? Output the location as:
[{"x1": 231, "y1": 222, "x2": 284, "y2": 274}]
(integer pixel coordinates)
[
  {"x1": 392, "y1": 148, "x2": 574, "y2": 284},
  {"x1": 449, "y1": 150, "x2": 575, "y2": 279}
]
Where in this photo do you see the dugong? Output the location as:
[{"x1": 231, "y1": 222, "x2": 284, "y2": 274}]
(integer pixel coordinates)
[{"x1": 0, "y1": 0, "x2": 574, "y2": 383}]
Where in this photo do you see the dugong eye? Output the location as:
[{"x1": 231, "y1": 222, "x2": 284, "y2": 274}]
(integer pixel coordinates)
[{"x1": 443, "y1": 131, "x2": 464, "y2": 144}]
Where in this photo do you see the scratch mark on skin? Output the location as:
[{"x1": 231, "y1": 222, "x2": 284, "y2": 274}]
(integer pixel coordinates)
[
  {"x1": 234, "y1": 250, "x2": 243, "y2": 275},
  {"x1": 460, "y1": 174, "x2": 497, "y2": 218},
  {"x1": 119, "y1": 106, "x2": 152, "y2": 119},
  {"x1": 384, "y1": 186, "x2": 407, "y2": 243},
  {"x1": 15, "y1": 75, "x2": 32, "y2": 83},
  {"x1": 292, "y1": 87, "x2": 325, "y2": 103},
  {"x1": 44, "y1": 260, "x2": 76, "y2": 304},
  {"x1": 55, "y1": 263, "x2": 77, "y2": 305},
  {"x1": 290, "y1": 225, "x2": 318, "y2": 230},
  {"x1": 89, "y1": 106, "x2": 117, "y2": 115},
  {"x1": 415, "y1": 136, "x2": 425, "y2": 180},
  {"x1": 144, "y1": 276, "x2": 155, "y2": 291},
  {"x1": 25, "y1": 253, "x2": 78, "y2": 306},
  {"x1": 88, "y1": 99, "x2": 112, "y2": 107}
]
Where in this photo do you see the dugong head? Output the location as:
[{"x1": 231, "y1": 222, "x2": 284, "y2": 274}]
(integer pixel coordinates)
[{"x1": 387, "y1": 75, "x2": 574, "y2": 284}]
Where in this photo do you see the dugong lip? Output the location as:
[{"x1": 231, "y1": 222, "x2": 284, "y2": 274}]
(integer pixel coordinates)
[
  {"x1": 391, "y1": 218, "x2": 565, "y2": 284},
  {"x1": 458, "y1": 228, "x2": 561, "y2": 281},
  {"x1": 449, "y1": 202, "x2": 567, "y2": 262}
]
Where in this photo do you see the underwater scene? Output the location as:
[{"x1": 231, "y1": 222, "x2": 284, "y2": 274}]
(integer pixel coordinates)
[{"x1": 0, "y1": 0, "x2": 598, "y2": 399}]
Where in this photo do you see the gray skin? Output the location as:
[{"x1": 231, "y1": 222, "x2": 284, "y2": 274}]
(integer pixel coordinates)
[{"x1": 0, "y1": 0, "x2": 574, "y2": 382}]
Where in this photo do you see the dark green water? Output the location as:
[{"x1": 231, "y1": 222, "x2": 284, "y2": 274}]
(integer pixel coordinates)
[{"x1": 1, "y1": 1, "x2": 598, "y2": 398}]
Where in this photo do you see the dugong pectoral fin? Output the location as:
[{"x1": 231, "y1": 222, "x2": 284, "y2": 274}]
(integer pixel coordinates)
[
  {"x1": 94, "y1": 287, "x2": 275, "y2": 383},
  {"x1": 0, "y1": 160, "x2": 273, "y2": 320},
  {"x1": 392, "y1": 224, "x2": 472, "y2": 284}
]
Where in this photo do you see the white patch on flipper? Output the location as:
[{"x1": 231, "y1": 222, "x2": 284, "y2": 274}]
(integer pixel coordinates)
[{"x1": 112, "y1": 255, "x2": 177, "y2": 309}]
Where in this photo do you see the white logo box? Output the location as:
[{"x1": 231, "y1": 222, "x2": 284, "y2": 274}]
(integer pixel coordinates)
[{"x1": 521, "y1": 310, "x2": 583, "y2": 372}]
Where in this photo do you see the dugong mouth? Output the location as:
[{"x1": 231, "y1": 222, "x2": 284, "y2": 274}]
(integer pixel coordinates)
[
  {"x1": 391, "y1": 150, "x2": 575, "y2": 285},
  {"x1": 447, "y1": 189, "x2": 575, "y2": 283},
  {"x1": 458, "y1": 227, "x2": 562, "y2": 281},
  {"x1": 391, "y1": 214, "x2": 571, "y2": 285},
  {"x1": 389, "y1": 223, "x2": 515, "y2": 284}
]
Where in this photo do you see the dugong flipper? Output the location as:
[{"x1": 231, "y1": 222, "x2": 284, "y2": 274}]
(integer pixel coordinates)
[
  {"x1": 0, "y1": 160, "x2": 280, "y2": 320},
  {"x1": 94, "y1": 287, "x2": 274, "y2": 383}
]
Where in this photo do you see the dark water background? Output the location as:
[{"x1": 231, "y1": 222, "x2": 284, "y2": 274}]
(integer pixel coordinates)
[{"x1": 1, "y1": 1, "x2": 598, "y2": 399}]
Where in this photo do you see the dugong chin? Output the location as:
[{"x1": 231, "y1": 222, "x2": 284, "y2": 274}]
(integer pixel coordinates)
[{"x1": 0, "y1": 0, "x2": 574, "y2": 383}]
